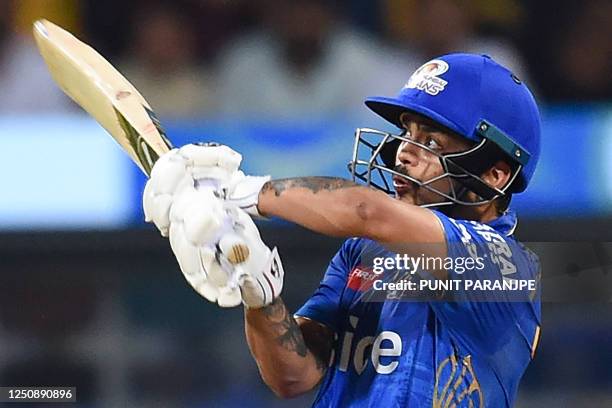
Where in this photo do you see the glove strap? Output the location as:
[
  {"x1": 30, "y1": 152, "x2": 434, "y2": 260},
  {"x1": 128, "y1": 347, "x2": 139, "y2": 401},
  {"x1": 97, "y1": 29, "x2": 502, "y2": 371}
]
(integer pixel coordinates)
[
  {"x1": 230, "y1": 175, "x2": 271, "y2": 218},
  {"x1": 242, "y1": 246, "x2": 284, "y2": 309}
]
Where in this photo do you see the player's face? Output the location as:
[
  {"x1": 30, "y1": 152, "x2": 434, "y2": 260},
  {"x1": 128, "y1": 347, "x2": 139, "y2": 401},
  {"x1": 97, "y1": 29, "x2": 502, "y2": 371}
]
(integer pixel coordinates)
[{"x1": 394, "y1": 113, "x2": 472, "y2": 205}]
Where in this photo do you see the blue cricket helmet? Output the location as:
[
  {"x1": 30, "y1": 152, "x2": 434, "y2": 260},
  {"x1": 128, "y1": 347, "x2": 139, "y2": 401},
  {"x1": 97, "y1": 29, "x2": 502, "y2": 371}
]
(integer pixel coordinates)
[{"x1": 364, "y1": 53, "x2": 541, "y2": 193}]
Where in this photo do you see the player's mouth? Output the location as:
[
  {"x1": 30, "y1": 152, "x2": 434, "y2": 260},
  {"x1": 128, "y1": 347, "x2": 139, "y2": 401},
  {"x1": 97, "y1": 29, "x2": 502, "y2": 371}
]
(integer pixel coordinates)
[{"x1": 392, "y1": 175, "x2": 417, "y2": 195}]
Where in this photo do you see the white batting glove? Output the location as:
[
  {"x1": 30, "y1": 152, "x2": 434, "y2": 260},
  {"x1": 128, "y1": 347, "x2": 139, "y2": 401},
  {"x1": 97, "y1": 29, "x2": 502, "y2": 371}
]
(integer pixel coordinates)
[
  {"x1": 225, "y1": 171, "x2": 271, "y2": 217},
  {"x1": 143, "y1": 143, "x2": 243, "y2": 236},
  {"x1": 142, "y1": 149, "x2": 191, "y2": 236},
  {"x1": 168, "y1": 186, "x2": 242, "y2": 307},
  {"x1": 172, "y1": 143, "x2": 271, "y2": 217},
  {"x1": 230, "y1": 209, "x2": 285, "y2": 308},
  {"x1": 167, "y1": 187, "x2": 284, "y2": 308}
]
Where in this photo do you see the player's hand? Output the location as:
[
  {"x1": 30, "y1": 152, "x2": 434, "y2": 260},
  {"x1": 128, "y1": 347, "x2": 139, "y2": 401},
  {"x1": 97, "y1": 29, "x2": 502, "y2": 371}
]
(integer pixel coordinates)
[
  {"x1": 168, "y1": 186, "x2": 243, "y2": 307},
  {"x1": 144, "y1": 144, "x2": 270, "y2": 220},
  {"x1": 169, "y1": 187, "x2": 284, "y2": 308},
  {"x1": 230, "y1": 208, "x2": 284, "y2": 309},
  {"x1": 143, "y1": 143, "x2": 242, "y2": 236},
  {"x1": 172, "y1": 143, "x2": 271, "y2": 218}
]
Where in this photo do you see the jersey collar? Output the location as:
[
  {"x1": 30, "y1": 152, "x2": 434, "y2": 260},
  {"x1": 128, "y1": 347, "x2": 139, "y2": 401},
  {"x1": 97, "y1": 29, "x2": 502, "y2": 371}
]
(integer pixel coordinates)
[{"x1": 486, "y1": 209, "x2": 518, "y2": 236}]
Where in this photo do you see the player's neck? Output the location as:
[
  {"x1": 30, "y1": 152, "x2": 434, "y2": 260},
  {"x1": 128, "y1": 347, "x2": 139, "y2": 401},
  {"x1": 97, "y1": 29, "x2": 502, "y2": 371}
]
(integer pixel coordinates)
[{"x1": 448, "y1": 202, "x2": 500, "y2": 224}]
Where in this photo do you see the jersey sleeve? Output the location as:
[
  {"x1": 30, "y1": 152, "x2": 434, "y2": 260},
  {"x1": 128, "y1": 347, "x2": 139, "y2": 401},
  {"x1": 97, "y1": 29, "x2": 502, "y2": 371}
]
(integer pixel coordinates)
[
  {"x1": 431, "y1": 210, "x2": 530, "y2": 286},
  {"x1": 294, "y1": 239, "x2": 359, "y2": 333},
  {"x1": 428, "y1": 210, "x2": 541, "y2": 356}
]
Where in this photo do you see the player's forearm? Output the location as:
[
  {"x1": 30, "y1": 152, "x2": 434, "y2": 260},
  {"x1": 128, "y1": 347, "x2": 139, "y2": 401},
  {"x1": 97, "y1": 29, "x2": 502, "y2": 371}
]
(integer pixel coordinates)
[
  {"x1": 244, "y1": 298, "x2": 326, "y2": 398},
  {"x1": 258, "y1": 177, "x2": 385, "y2": 238}
]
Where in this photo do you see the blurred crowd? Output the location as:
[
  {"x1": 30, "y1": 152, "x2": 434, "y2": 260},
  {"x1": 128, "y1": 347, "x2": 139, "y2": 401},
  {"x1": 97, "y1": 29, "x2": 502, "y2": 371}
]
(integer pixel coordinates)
[
  {"x1": 1, "y1": 0, "x2": 610, "y2": 120},
  {"x1": 1, "y1": 2, "x2": 611, "y2": 407}
]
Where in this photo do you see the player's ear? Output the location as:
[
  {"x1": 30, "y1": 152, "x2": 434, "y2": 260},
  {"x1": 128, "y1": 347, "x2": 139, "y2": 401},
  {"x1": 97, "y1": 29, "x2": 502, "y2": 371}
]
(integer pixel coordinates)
[{"x1": 481, "y1": 160, "x2": 512, "y2": 190}]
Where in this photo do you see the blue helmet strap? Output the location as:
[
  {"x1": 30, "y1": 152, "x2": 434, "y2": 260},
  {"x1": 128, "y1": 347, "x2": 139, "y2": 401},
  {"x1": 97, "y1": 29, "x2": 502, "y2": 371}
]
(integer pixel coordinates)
[{"x1": 475, "y1": 120, "x2": 530, "y2": 167}]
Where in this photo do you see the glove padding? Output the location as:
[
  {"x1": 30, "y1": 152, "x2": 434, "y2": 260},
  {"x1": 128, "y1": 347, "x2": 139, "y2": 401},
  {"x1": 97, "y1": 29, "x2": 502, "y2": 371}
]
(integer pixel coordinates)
[
  {"x1": 168, "y1": 187, "x2": 284, "y2": 308},
  {"x1": 143, "y1": 143, "x2": 243, "y2": 236},
  {"x1": 143, "y1": 144, "x2": 270, "y2": 237},
  {"x1": 231, "y1": 209, "x2": 284, "y2": 308},
  {"x1": 143, "y1": 143, "x2": 281, "y2": 308}
]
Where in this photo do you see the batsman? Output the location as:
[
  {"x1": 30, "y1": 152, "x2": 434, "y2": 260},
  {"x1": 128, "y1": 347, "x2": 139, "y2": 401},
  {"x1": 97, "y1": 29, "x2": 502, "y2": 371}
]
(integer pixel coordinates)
[{"x1": 143, "y1": 53, "x2": 541, "y2": 407}]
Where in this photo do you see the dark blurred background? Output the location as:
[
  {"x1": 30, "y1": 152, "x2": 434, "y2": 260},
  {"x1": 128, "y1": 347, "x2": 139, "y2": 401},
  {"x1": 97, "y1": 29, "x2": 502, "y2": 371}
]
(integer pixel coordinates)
[{"x1": 0, "y1": 0, "x2": 611, "y2": 407}]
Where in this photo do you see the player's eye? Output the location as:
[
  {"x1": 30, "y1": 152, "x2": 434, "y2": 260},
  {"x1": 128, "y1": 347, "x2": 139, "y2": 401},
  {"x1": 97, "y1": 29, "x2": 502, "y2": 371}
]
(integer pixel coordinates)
[{"x1": 425, "y1": 137, "x2": 442, "y2": 150}]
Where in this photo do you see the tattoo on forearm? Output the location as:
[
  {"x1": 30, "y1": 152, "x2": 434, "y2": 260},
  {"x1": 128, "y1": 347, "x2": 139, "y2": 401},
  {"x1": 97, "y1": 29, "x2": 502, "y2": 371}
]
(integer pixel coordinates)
[
  {"x1": 262, "y1": 298, "x2": 308, "y2": 358},
  {"x1": 262, "y1": 177, "x2": 359, "y2": 197},
  {"x1": 259, "y1": 299, "x2": 333, "y2": 373}
]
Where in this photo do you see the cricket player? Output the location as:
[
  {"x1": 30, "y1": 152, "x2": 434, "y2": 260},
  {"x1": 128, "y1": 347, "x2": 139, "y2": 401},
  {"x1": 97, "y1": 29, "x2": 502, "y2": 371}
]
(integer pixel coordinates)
[{"x1": 143, "y1": 53, "x2": 541, "y2": 407}]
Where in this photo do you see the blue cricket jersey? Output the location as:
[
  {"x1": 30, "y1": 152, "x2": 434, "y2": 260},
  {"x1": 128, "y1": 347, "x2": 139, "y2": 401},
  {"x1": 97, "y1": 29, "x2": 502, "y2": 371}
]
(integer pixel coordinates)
[{"x1": 295, "y1": 210, "x2": 541, "y2": 407}]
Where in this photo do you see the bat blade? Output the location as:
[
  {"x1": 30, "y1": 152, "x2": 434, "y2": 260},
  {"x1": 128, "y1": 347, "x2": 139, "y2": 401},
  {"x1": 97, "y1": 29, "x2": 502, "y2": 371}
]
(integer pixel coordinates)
[
  {"x1": 32, "y1": 20, "x2": 253, "y2": 271},
  {"x1": 32, "y1": 19, "x2": 172, "y2": 175}
]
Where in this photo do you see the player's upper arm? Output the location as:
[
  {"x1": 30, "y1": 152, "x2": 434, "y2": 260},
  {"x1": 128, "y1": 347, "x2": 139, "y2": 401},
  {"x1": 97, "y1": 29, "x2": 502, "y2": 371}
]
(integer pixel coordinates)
[{"x1": 359, "y1": 193, "x2": 446, "y2": 256}]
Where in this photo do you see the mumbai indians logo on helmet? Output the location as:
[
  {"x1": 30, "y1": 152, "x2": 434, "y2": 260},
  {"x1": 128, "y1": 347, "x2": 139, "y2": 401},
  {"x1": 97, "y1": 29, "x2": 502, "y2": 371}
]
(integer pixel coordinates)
[{"x1": 404, "y1": 59, "x2": 449, "y2": 96}]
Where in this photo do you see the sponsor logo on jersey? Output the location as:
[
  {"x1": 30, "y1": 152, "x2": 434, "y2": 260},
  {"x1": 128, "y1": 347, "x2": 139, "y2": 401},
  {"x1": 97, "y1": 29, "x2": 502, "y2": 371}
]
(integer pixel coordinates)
[
  {"x1": 404, "y1": 59, "x2": 449, "y2": 95},
  {"x1": 347, "y1": 267, "x2": 377, "y2": 291},
  {"x1": 336, "y1": 316, "x2": 403, "y2": 375}
]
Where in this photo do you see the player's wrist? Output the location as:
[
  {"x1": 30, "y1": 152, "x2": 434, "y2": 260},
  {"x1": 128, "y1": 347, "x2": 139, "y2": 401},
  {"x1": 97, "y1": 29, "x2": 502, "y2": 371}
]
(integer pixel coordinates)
[{"x1": 243, "y1": 296, "x2": 283, "y2": 313}]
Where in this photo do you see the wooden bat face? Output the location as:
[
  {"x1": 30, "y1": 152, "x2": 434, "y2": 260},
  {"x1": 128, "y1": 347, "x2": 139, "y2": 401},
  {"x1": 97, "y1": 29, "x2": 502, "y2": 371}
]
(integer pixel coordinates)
[
  {"x1": 33, "y1": 19, "x2": 173, "y2": 175},
  {"x1": 33, "y1": 20, "x2": 253, "y2": 273}
]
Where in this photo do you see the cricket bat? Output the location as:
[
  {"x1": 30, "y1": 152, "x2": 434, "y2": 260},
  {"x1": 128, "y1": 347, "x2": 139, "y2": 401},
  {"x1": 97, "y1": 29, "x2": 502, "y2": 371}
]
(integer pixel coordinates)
[
  {"x1": 32, "y1": 19, "x2": 172, "y2": 176},
  {"x1": 32, "y1": 19, "x2": 250, "y2": 267}
]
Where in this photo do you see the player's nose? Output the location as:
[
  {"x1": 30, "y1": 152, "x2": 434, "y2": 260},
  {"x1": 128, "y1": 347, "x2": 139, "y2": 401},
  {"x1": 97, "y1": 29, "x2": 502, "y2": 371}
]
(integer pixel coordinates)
[{"x1": 396, "y1": 141, "x2": 420, "y2": 168}]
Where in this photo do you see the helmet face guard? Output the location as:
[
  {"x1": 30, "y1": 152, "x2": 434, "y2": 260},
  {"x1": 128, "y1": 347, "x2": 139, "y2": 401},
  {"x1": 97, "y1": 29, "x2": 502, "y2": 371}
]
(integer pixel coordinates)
[{"x1": 348, "y1": 125, "x2": 524, "y2": 208}]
